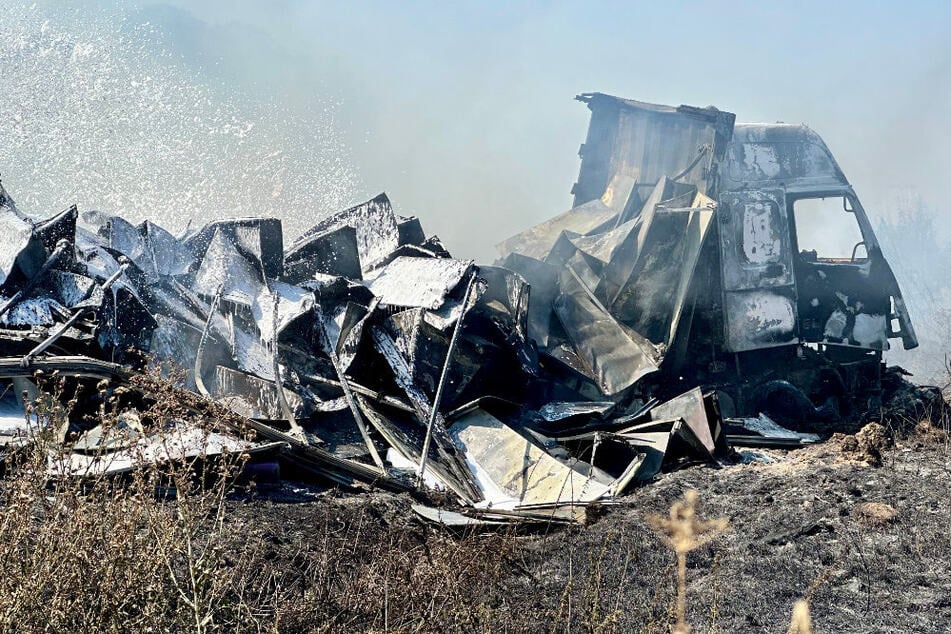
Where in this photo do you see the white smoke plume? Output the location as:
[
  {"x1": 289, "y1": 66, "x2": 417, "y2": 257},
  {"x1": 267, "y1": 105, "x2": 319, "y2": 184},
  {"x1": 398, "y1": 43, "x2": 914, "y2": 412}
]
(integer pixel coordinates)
[{"x1": 0, "y1": 3, "x2": 359, "y2": 238}]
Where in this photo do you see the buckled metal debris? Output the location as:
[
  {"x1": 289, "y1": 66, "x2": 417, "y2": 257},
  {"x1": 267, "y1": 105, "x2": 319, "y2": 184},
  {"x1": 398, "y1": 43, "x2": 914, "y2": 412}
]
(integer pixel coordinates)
[{"x1": 0, "y1": 92, "x2": 919, "y2": 525}]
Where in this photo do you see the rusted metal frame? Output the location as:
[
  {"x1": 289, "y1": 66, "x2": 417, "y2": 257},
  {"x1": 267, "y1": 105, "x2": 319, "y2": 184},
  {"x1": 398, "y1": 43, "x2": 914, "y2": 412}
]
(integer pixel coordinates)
[
  {"x1": 416, "y1": 272, "x2": 480, "y2": 486},
  {"x1": 315, "y1": 303, "x2": 386, "y2": 472},
  {"x1": 20, "y1": 257, "x2": 131, "y2": 366},
  {"x1": 0, "y1": 239, "x2": 72, "y2": 321}
]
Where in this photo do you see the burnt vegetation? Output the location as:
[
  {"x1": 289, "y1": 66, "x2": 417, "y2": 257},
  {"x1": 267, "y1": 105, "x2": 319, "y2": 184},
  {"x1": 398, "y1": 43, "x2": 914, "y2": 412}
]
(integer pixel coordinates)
[{"x1": 0, "y1": 386, "x2": 947, "y2": 633}]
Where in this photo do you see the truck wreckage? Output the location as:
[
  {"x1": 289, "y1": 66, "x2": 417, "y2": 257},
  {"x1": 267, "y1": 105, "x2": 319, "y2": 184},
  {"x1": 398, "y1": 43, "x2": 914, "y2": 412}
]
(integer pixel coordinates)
[{"x1": 0, "y1": 94, "x2": 922, "y2": 524}]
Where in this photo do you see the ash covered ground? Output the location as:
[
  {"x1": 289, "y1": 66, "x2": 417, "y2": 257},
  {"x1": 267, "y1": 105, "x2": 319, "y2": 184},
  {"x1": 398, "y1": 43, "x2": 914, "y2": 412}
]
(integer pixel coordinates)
[{"x1": 220, "y1": 424, "x2": 950, "y2": 633}]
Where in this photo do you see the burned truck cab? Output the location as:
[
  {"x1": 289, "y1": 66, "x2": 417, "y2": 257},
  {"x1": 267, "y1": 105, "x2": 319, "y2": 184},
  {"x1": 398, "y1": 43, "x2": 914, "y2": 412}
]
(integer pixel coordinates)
[
  {"x1": 714, "y1": 124, "x2": 917, "y2": 422},
  {"x1": 555, "y1": 93, "x2": 918, "y2": 426}
]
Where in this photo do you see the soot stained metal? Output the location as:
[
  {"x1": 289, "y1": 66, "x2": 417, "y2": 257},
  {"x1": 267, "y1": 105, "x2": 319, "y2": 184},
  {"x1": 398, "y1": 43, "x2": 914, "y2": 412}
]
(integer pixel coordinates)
[
  {"x1": 500, "y1": 92, "x2": 917, "y2": 426},
  {"x1": 0, "y1": 93, "x2": 921, "y2": 525}
]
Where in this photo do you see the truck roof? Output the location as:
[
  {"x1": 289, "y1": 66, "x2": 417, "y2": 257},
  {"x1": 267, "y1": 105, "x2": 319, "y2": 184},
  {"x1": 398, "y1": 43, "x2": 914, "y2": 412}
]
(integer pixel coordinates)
[
  {"x1": 723, "y1": 123, "x2": 849, "y2": 193},
  {"x1": 572, "y1": 93, "x2": 850, "y2": 200}
]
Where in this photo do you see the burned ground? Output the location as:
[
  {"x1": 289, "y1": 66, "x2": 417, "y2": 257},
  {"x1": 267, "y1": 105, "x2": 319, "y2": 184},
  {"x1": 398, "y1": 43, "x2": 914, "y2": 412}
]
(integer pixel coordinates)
[
  {"x1": 1, "y1": 412, "x2": 945, "y2": 633},
  {"x1": 209, "y1": 427, "x2": 949, "y2": 633}
]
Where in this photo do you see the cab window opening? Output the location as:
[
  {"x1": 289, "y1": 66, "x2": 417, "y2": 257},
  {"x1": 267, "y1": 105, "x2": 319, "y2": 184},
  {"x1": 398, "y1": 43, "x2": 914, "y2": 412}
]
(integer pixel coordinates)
[{"x1": 791, "y1": 195, "x2": 867, "y2": 263}]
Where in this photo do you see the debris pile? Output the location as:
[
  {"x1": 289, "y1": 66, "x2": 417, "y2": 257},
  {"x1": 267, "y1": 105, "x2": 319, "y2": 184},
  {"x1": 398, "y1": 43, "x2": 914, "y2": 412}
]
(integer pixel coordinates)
[
  {"x1": 0, "y1": 177, "x2": 741, "y2": 524},
  {"x1": 0, "y1": 92, "x2": 927, "y2": 524}
]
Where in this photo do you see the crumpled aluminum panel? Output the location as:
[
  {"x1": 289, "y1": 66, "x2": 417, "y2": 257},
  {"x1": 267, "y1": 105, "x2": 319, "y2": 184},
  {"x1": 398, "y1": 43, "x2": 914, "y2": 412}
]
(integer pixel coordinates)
[
  {"x1": 553, "y1": 267, "x2": 660, "y2": 396},
  {"x1": 0, "y1": 211, "x2": 42, "y2": 287},
  {"x1": 450, "y1": 408, "x2": 609, "y2": 508},
  {"x1": 495, "y1": 198, "x2": 617, "y2": 262},
  {"x1": 291, "y1": 193, "x2": 399, "y2": 275},
  {"x1": 368, "y1": 256, "x2": 472, "y2": 310}
]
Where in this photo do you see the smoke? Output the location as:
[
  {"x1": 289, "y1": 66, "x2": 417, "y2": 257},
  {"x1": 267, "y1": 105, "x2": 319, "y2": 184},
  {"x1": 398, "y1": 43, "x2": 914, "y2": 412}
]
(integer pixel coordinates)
[
  {"x1": 0, "y1": 2, "x2": 359, "y2": 238},
  {"x1": 874, "y1": 191, "x2": 951, "y2": 384},
  {"x1": 3, "y1": 1, "x2": 950, "y2": 381},
  {"x1": 116, "y1": 0, "x2": 951, "y2": 264}
]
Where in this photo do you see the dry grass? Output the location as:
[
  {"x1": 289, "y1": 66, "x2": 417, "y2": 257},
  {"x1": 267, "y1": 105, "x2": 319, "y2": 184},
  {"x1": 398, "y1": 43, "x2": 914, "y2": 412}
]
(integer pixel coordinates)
[
  {"x1": 0, "y1": 414, "x2": 253, "y2": 632},
  {"x1": 854, "y1": 502, "x2": 899, "y2": 528},
  {"x1": 0, "y1": 381, "x2": 529, "y2": 633},
  {"x1": 646, "y1": 490, "x2": 730, "y2": 634},
  {"x1": 0, "y1": 375, "x2": 947, "y2": 633},
  {"x1": 786, "y1": 600, "x2": 813, "y2": 634}
]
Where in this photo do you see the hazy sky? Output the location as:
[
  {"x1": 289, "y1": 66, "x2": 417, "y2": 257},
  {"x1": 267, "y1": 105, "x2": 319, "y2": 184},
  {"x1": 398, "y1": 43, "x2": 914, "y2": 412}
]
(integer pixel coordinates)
[
  {"x1": 3, "y1": 0, "x2": 950, "y2": 378},
  {"x1": 5, "y1": 0, "x2": 950, "y2": 261},
  {"x1": 145, "y1": 0, "x2": 951, "y2": 259}
]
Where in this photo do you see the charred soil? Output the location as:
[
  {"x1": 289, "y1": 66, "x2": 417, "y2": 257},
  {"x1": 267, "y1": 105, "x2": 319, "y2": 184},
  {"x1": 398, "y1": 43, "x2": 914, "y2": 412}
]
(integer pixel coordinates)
[{"x1": 218, "y1": 425, "x2": 951, "y2": 633}]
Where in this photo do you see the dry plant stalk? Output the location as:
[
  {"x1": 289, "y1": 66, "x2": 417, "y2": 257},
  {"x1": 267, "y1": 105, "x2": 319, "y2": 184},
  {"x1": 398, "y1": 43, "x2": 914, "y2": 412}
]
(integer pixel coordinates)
[
  {"x1": 0, "y1": 370, "x2": 533, "y2": 632},
  {"x1": 0, "y1": 374, "x2": 261, "y2": 633},
  {"x1": 787, "y1": 599, "x2": 814, "y2": 634},
  {"x1": 647, "y1": 489, "x2": 730, "y2": 634}
]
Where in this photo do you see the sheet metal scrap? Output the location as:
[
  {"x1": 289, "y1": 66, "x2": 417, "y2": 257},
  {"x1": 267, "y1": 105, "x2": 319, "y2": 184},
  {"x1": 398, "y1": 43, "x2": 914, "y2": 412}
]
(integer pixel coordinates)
[
  {"x1": 496, "y1": 174, "x2": 719, "y2": 404},
  {"x1": 0, "y1": 88, "x2": 926, "y2": 525},
  {"x1": 0, "y1": 170, "x2": 736, "y2": 526}
]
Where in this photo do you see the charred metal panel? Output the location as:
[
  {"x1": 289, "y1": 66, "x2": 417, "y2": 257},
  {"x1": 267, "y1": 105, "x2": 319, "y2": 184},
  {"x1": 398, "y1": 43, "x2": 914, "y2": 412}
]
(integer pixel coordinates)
[
  {"x1": 385, "y1": 308, "x2": 481, "y2": 408},
  {"x1": 718, "y1": 189, "x2": 794, "y2": 292},
  {"x1": 571, "y1": 93, "x2": 735, "y2": 207},
  {"x1": 368, "y1": 256, "x2": 472, "y2": 310},
  {"x1": 449, "y1": 408, "x2": 610, "y2": 508},
  {"x1": 283, "y1": 224, "x2": 361, "y2": 283},
  {"x1": 718, "y1": 187, "x2": 800, "y2": 352},
  {"x1": 594, "y1": 177, "x2": 672, "y2": 305},
  {"x1": 0, "y1": 211, "x2": 45, "y2": 288},
  {"x1": 84, "y1": 212, "x2": 192, "y2": 282},
  {"x1": 891, "y1": 295, "x2": 918, "y2": 350},
  {"x1": 475, "y1": 265, "x2": 530, "y2": 338},
  {"x1": 553, "y1": 267, "x2": 661, "y2": 395},
  {"x1": 185, "y1": 218, "x2": 284, "y2": 280},
  {"x1": 662, "y1": 196, "x2": 716, "y2": 350},
  {"x1": 724, "y1": 288, "x2": 798, "y2": 352},
  {"x1": 193, "y1": 228, "x2": 266, "y2": 304},
  {"x1": 649, "y1": 387, "x2": 716, "y2": 456},
  {"x1": 722, "y1": 124, "x2": 848, "y2": 193},
  {"x1": 212, "y1": 365, "x2": 305, "y2": 420},
  {"x1": 34, "y1": 206, "x2": 77, "y2": 254},
  {"x1": 369, "y1": 325, "x2": 483, "y2": 503},
  {"x1": 495, "y1": 198, "x2": 617, "y2": 261},
  {"x1": 291, "y1": 193, "x2": 399, "y2": 275},
  {"x1": 358, "y1": 397, "x2": 479, "y2": 502},
  {"x1": 396, "y1": 216, "x2": 427, "y2": 247},
  {"x1": 609, "y1": 196, "x2": 714, "y2": 347},
  {"x1": 321, "y1": 300, "x2": 372, "y2": 374},
  {"x1": 499, "y1": 253, "x2": 558, "y2": 348}
]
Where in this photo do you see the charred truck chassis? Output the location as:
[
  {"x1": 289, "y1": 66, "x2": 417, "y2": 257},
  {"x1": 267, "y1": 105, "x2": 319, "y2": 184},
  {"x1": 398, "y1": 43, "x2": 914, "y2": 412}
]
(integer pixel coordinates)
[{"x1": 554, "y1": 93, "x2": 917, "y2": 427}]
